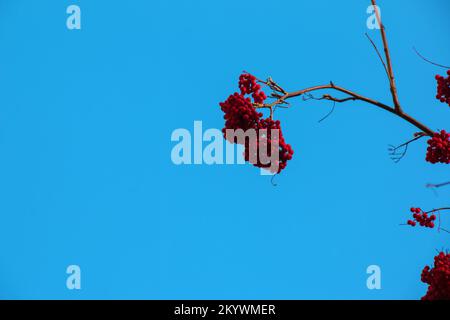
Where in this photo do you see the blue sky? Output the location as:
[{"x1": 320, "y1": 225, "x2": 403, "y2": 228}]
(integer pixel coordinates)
[{"x1": 0, "y1": 0, "x2": 449, "y2": 299}]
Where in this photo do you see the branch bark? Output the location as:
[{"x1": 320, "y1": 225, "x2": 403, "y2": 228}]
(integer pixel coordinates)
[
  {"x1": 253, "y1": 1, "x2": 437, "y2": 141},
  {"x1": 371, "y1": 0, "x2": 402, "y2": 113},
  {"x1": 257, "y1": 83, "x2": 434, "y2": 135}
]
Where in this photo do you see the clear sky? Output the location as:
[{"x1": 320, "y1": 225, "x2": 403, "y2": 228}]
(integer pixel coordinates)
[{"x1": 0, "y1": 0, "x2": 449, "y2": 299}]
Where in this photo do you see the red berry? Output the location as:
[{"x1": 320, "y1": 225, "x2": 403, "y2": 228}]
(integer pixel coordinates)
[
  {"x1": 435, "y1": 70, "x2": 450, "y2": 107},
  {"x1": 220, "y1": 73, "x2": 294, "y2": 173},
  {"x1": 426, "y1": 130, "x2": 450, "y2": 164},
  {"x1": 421, "y1": 252, "x2": 450, "y2": 300}
]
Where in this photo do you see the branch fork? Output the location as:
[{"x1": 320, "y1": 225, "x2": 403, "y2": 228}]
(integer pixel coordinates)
[{"x1": 253, "y1": 0, "x2": 434, "y2": 136}]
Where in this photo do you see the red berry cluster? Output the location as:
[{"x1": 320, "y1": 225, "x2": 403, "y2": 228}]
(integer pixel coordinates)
[
  {"x1": 407, "y1": 207, "x2": 436, "y2": 228},
  {"x1": 421, "y1": 251, "x2": 450, "y2": 300},
  {"x1": 435, "y1": 70, "x2": 450, "y2": 107},
  {"x1": 426, "y1": 130, "x2": 450, "y2": 164},
  {"x1": 244, "y1": 118, "x2": 294, "y2": 173},
  {"x1": 220, "y1": 73, "x2": 294, "y2": 173},
  {"x1": 220, "y1": 92, "x2": 262, "y2": 132},
  {"x1": 238, "y1": 73, "x2": 267, "y2": 104}
]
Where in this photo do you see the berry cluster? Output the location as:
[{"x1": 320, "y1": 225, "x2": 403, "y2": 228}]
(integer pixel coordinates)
[
  {"x1": 220, "y1": 73, "x2": 294, "y2": 173},
  {"x1": 421, "y1": 251, "x2": 450, "y2": 300},
  {"x1": 244, "y1": 118, "x2": 294, "y2": 173},
  {"x1": 220, "y1": 92, "x2": 262, "y2": 132},
  {"x1": 426, "y1": 130, "x2": 450, "y2": 164},
  {"x1": 407, "y1": 207, "x2": 436, "y2": 228},
  {"x1": 435, "y1": 70, "x2": 450, "y2": 107},
  {"x1": 238, "y1": 73, "x2": 267, "y2": 104}
]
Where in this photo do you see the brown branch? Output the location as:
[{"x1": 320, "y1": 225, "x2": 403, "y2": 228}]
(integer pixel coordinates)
[
  {"x1": 371, "y1": 0, "x2": 402, "y2": 113},
  {"x1": 253, "y1": 1, "x2": 436, "y2": 139},
  {"x1": 257, "y1": 83, "x2": 434, "y2": 135}
]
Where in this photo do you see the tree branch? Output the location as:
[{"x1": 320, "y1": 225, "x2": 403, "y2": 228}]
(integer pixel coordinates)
[
  {"x1": 257, "y1": 83, "x2": 434, "y2": 135},
  {"x1": 371, "y1": 0, "x2": 402, "y2": 113}
]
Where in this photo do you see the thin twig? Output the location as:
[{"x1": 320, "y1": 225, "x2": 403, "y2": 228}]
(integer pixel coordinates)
[
  {"x1": 388, "y1": 143, "x2": 408, "y2": 163},
  {"x1": 425, "y1": 207, "x2": 450, "y2": 214},
  {"x1": 427, "y1": 181, "x2": 450, "y2": 189},
  {"x1": 388, "y1": 134, "x2": 427, "y2": 163},
  {"x1": 413, "y1": 47, "x2": 450, "y2": 69},
  {"x1": 270, "y1": 174, "x2": 278, "y2": 187},
  {"x1": 365, "y1": 32, "x2": 390, "y2": 80},
  {"x1": 318, "y1": 101, "x2": 336, "y2": 123}
]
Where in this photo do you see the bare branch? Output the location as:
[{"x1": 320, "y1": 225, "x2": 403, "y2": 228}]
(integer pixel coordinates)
[
  {"x1": 258, "y1": 82, "x2": 434, "y2": 135},
  {"x1": 371, "y1": 0, "x2": 403, "y2": 113}
]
